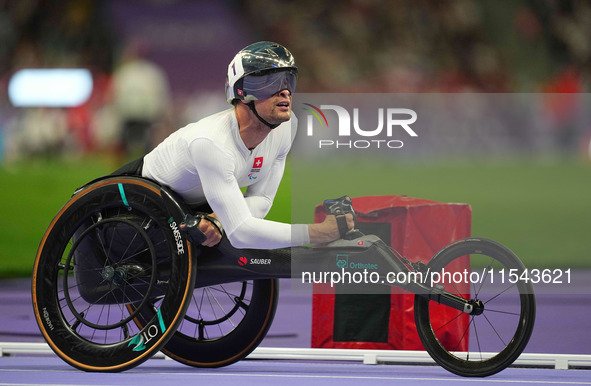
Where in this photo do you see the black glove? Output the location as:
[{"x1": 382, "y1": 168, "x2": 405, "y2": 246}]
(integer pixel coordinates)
[
  {"x1": 323, "y1": 196, "x2": 361, "y2": 239},
  {"x1": 180, "y1": 213, "x2": 224, "y2": 245}
]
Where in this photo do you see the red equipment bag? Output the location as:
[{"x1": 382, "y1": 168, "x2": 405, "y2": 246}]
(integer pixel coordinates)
[{"x1": 311, "y1": 195, "x2": 471, "y2": 350}]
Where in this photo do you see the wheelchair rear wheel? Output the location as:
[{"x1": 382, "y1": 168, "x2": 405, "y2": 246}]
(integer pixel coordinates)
[
  {"x1": 132, "y1": 278, "x2": 279, "y2": 368},
  {"x1": 32, "y1": 177, "x2": 196, "y2": 372}
]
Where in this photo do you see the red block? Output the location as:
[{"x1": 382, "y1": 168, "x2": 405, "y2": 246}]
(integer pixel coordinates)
[{"x1": 311, "y1": 196, "x2": 471, "y2": 351}]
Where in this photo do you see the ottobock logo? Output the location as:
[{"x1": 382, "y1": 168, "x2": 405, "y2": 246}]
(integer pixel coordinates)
[
  {"x1": 128, "y1": 309, "x2": 166, "y2": 352},
  {"x1": 303, "y1": 103, "x2": 417, "y2": 150}
]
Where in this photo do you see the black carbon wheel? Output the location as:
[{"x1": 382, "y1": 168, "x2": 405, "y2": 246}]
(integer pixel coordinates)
[
  {"x1": 414, "y1": 238, "x2": 536, "y2": 377},
  {"x1": 32, "y1": 177, "x2": 196, "y2": 372},
  {"x1": 156, "y1": 279, "x2": 278, "y2": 367}
]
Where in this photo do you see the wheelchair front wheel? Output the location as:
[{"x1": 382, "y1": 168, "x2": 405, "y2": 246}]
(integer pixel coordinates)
[{"x1": 414, "y1": 238, "x2": 536, "y2": 377}]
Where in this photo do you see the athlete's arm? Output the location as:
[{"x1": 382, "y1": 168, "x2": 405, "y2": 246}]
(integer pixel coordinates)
[{"x1": 190, "y1": 138, "x2": 309, "y2": 249}]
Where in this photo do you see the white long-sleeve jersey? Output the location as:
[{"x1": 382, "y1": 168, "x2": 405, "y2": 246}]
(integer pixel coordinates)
[{"x1": 142, "y1": 108, "x2": 309, "y2": 249}]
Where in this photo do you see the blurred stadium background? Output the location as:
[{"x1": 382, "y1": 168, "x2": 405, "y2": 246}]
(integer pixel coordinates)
[{"x1": 0, "y1": 0, "x2": 590, "y2": 277}]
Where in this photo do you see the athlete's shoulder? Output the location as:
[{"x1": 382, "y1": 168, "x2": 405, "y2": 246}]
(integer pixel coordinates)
[
  {"x1": 192, "y1": 108, "x2": 235, "y2": 132},
  {"x1": 179, "y1": 108, "x2": 236, "y2": 142},
  {"x1": 200, "y1": 108, "x2": 235, "y2": 124}
]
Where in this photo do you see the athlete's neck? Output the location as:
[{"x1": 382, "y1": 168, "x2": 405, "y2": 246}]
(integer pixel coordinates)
[{"x1": 234, "y1": 103, "x2": 272, "y2": 150}]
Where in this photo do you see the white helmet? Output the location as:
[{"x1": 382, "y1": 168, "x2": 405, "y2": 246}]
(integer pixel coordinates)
[{"x1": 225, "y1": 41, "x2": 297, "y2": 104}]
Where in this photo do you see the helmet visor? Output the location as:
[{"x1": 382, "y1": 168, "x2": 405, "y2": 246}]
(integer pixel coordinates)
[{"x1": 240, "y1": 69, "x2": 297, "y2": 100}]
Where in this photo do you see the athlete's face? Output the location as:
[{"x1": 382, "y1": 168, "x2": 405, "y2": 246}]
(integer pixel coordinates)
[{"x1": 254, "y1": 89, "x2": 292, "y2": 126}]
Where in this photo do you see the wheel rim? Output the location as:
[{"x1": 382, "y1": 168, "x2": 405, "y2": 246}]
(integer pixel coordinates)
[{"x1": 415, "y1": 241, "x2": 535, "y2": 376}]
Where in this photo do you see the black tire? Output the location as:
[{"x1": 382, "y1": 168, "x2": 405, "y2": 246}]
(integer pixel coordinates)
[
  {"x1": 32, "y1": 177, "x2": 196, "y2": 372},
  {"x1": 159, "y1": 279, "x2": 278, "y2": 367},
  {"x1": 414, "y1": 238, "x2": 536, "y2": 377}
]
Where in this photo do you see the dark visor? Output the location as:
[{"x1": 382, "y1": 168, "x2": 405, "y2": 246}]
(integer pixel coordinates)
[{"x1": 240, "y1": 69, "x2": 297, "y2": 100}]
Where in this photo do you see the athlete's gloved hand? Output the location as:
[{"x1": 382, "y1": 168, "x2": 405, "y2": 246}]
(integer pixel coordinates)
[
  {"x1": 198, "y1": 213, "x2": 223, "y2": 247},
  {"x1": 322, "y1": 196, "x2": 363, "y2": 240},
  {"x1": 181, "y1": 213, "x2": 224, "y2": 247},
  {"x1": 323, "y1": 196, "x2": 356, "y2": 221}
]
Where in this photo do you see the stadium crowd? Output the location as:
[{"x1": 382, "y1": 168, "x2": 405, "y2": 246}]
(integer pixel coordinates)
[{"x1": 0, "y1": 0, "x2": 589, "y2": 161}]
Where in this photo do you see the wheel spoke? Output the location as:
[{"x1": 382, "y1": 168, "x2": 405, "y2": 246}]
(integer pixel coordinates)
[
  {"x1": 474, "y1": 258, "x2": 495, "y2": 297},
  {"x1": 472, "y1": 316, "x2": 483, "y2": 361},
  {"x1": 433, "y1": 310, "x2": 464, "y2": 333},
  {"x1": 484, "y1": 308, "x2": 521, "y2": 316},
  {"x1": 482, "y1": 312, "x2": 507, "y2": 346},
  {"x1": 451, "y1": 315, "x2": 472, "y2": 356},
  {"x1": 483, "y1": 282, "x2": 518, "y2": 305}
]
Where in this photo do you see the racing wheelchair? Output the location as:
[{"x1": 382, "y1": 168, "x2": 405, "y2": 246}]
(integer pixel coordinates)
[{"x1": 32, "y1": 176, "x2": 536, "y2": 377}]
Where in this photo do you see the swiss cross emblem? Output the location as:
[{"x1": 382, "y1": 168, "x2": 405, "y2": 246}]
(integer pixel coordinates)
[
  {"x1": 249, "y1": 157, "x2": 263, "y2": 179},
  {"x1": 253, "y1": 157, "x2": 263, "y2": 169}
]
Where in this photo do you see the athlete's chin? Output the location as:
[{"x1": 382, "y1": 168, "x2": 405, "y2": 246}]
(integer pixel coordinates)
[{"x1": 271, "y1": 110, "x2": 291, "y2": 124}]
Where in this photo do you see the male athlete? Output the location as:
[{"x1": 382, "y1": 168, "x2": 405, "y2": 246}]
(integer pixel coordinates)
[{"x1": 115, "y1": 41, "x2": 353, "y2": 249}]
